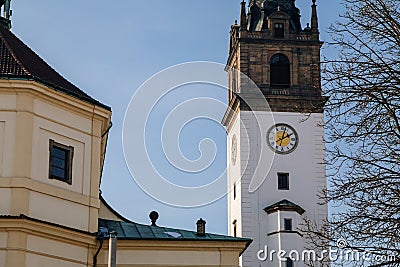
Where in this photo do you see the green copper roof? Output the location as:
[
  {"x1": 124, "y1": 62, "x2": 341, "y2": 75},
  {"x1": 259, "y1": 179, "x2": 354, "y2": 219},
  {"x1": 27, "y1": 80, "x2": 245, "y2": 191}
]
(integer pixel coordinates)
[{"x1": 98, "y1": 218, "x2": 251, "y2": 243}]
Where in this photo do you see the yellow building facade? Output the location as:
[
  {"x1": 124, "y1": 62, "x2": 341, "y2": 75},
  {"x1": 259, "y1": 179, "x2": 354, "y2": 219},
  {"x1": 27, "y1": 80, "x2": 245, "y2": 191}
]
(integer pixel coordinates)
[{"x1": 0, "y1": 5, "x2": 250, "y2": 267}]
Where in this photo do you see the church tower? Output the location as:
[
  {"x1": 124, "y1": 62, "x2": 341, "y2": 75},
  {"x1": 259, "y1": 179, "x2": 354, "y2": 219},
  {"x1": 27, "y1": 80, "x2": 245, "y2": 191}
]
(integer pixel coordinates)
[{"x1": 223, "y1": 0, "x2": 328, "y2": 266}]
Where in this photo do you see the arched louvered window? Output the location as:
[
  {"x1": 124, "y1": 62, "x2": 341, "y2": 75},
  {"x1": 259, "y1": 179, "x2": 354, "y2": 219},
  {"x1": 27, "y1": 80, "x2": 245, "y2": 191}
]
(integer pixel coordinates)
[{"x1": 270, "y1": 54, "x2": 290, "y2": 87}]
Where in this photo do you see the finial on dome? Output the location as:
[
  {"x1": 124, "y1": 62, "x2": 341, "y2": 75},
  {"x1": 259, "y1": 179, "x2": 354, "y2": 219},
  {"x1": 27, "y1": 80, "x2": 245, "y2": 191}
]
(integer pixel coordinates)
[
  {"x1": 149, "y1": 211, "x2": 159, "y2": 226},
  {"x1": 277, "y1": 5, "x2": 281, "y2": 12}
]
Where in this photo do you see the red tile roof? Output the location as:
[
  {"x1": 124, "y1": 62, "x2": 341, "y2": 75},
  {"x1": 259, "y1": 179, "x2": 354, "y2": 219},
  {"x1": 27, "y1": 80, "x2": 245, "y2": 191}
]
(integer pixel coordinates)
[{"x1": 0, "y1": 24, "x2": 110, "y2": 110}]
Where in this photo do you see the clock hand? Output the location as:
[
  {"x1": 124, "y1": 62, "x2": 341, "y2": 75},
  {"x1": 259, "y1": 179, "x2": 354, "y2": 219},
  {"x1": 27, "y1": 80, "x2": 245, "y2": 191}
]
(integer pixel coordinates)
[
  {"x1": 283, "y1": 132, "x2": 293, "y2": 140},
  {"x1": 279, "y1": 130, "x2": 288, "y2": 146},
  {"x1": 276, "y1": 132, "x2": 294, "y2": 143},
  {"x1": 278, "y1": 127, "x2": 287, "y2": 146}
]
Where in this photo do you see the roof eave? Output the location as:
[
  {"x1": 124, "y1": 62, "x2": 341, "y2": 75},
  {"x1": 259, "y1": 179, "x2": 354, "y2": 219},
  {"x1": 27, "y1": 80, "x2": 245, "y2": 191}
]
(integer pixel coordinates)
[{"x1": 0, "y1": 75, "x2": 111, "y2": 111}]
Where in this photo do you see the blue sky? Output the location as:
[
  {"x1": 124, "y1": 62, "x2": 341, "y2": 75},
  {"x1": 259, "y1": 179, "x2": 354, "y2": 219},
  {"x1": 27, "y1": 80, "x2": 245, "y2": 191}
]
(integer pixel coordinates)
[{"x1": 11, "y1": 0, "x2": 341, "y2": 234}]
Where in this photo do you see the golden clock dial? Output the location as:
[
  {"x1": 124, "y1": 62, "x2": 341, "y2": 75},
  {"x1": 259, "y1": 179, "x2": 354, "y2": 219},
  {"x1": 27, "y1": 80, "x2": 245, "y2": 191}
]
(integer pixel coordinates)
[{"x1": 267, "y1": 124, "x2": 298, "y2": 154}]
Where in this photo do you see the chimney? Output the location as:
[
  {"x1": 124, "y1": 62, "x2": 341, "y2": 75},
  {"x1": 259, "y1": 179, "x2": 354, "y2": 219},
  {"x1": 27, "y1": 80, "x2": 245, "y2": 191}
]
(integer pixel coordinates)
[{"x1": 196, "y1": 218, "x2": 206, "y2": 236}]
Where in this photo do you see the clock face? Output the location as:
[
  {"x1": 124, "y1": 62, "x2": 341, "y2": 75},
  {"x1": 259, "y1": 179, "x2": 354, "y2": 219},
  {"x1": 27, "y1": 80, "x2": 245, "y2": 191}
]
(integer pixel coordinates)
[
  {"x1": 267, "y1": 124, "x2": 298, "y2": 154},
  {"x1": 231, "y1": 134, "x2": 237, "y2": 165}
]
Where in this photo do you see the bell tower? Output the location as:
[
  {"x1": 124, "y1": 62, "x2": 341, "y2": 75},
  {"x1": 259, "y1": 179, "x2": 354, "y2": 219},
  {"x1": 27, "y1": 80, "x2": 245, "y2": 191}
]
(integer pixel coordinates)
[
  {"x1": 0, "y1": 0, "x2": 12, "y2": 29},
  {"x1": 223, "y1": 0, "x2": 328, "y2": 266}
]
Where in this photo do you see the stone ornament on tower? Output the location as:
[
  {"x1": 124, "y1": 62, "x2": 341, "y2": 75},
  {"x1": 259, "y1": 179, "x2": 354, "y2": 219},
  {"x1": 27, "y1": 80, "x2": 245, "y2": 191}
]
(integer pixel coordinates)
[
  {"x1": 240, "y1": 0, "x2": 247, "y2": 30},
  {"x1": 311, "y1": 0, "x2": 319, "y2": 34}
]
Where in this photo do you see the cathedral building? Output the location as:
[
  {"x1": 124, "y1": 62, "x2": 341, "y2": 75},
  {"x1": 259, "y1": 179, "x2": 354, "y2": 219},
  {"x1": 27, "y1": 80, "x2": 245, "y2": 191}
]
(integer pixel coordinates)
[
  {"x1": 223, "y1": 0, "x2": 328, "y2": 266},
  {"x1": 0, "y1": 1, "x2": 250, "y2": 266}
]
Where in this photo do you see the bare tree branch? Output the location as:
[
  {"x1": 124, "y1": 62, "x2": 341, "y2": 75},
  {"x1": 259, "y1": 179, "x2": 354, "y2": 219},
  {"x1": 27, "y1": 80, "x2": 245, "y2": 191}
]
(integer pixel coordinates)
[{"x1": 303, "y1": 0, "x2": 400, "y2": 266}]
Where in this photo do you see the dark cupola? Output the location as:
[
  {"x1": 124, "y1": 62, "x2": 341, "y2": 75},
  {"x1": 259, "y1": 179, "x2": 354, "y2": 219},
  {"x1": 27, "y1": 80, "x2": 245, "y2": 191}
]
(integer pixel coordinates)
[{"x1": 246, "y1": 0, "x2": 301, "y2": 32}]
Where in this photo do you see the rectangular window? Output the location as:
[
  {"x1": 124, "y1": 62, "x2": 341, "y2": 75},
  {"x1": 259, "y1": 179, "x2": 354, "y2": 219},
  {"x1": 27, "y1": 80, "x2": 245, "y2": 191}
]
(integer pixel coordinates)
[
  {"x1": 278, "y1": 173, "x2": 289, "y2": 190},
  {"x1": 275, "y1": 23, "x2": 284, "y2": 38},
  {"x1": 233, "y1": 182, "x2": 237, "y2": 200},
  {"x1": 284, "y1": 218, "x2": 292, "y2": 231},
  {"x1": 233, "y1": 220, "x2": 237, "y2": 237},
  {"x1": 49, "y1": 140, "x2": 73, "y2": 184}
]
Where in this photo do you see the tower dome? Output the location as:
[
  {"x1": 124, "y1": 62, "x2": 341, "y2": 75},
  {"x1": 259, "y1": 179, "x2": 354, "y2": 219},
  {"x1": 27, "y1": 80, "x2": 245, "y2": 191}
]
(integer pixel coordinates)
[{"x1": 247, "y1": 0, "x2": 302, "y2": 32}]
